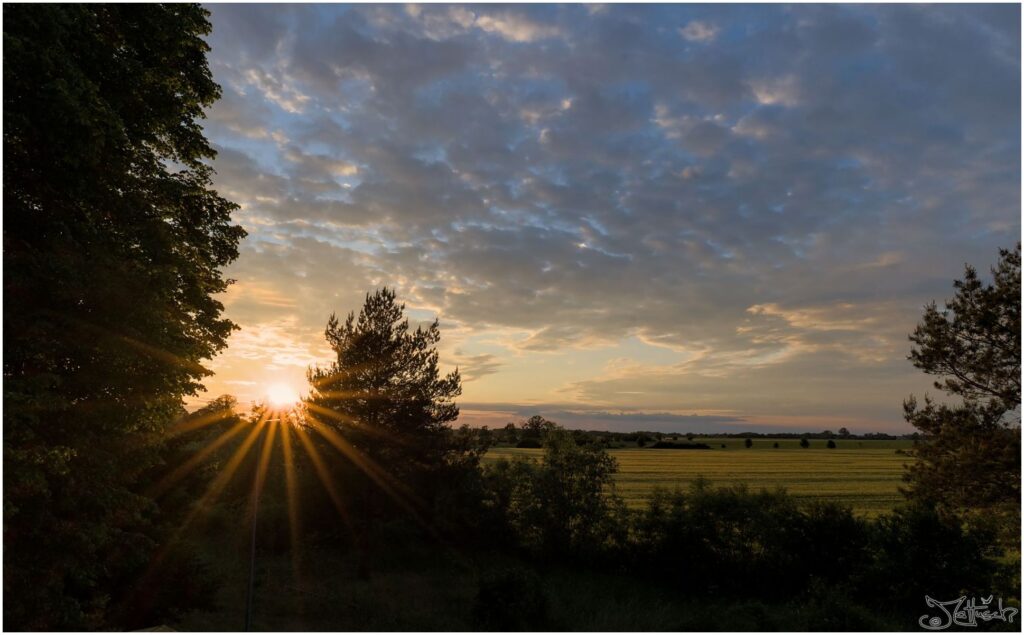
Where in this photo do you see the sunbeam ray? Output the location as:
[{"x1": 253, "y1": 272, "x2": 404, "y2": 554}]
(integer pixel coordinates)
[
  {"x1": 303, "y1": 413, "x2": 426, "y2": 520},
  {"x1": 149, "y1": 417, "x2": 251, "y2": 498},
  {"x1": 279, "y1": 412, "x2": 304, "y2": 586},
  {"x1": 293, "y1": 421, "x2": 353, "y2": 530}
]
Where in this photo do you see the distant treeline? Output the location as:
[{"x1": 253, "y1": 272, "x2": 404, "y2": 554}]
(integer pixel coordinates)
[{"x1": 483, "y1": 418, "x2": 916, "y2": 449}]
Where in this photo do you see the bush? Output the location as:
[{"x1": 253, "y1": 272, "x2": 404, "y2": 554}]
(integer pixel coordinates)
[
  {"x1": 472, "y1": 567, "x2": 550, "y2": 631},
  {"x1": 515, "y1": 439, "x2": 542, "y2": 449},
  {"x1": 855, "y1": 503, "x2": 1005, "y2": 613},
  {"x1": 484, "y1": 429, "x2": 623, "y2": 558},
  {"x1": 631, "y1": 482, "x2": 871, "y2": 600}
]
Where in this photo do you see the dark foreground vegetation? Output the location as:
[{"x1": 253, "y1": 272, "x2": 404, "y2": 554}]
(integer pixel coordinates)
[{"x1": 4, "y1": 4, "x2": 1020, "y2": 631}]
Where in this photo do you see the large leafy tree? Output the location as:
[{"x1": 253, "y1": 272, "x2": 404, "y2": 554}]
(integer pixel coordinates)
[
  {"x1": 4, "y1": 5, "x2": 244, "y2": 629},
  {"x1": 902, "y1": 244, "x2": 1020, "y2": 546}
]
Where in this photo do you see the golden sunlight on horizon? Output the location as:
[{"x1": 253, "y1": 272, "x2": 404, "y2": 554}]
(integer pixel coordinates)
[{"x1": 265, "y1": 382, "x2": 301, "y2": 409}]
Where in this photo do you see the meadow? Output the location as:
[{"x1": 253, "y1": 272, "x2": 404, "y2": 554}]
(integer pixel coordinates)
[{"x1": 486, "y1": 439, "x2": 914, "y2": 516}]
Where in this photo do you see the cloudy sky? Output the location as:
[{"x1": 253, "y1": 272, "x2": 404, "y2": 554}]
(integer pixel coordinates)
[{"x1": 196, "y1": 3, "x2": 1020, "y2": 433}]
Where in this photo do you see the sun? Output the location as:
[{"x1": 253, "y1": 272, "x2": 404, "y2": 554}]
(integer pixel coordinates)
[{"x1": 265, "y1": 382, "x2": 300, "y2": 408}]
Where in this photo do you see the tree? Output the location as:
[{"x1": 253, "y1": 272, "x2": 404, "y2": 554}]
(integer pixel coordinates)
[
  {"x1": 800, "y1": 438, "x2": 811, "y2": 449},
  {"x1": 503, "y1": 422, "x2": 519, "y2": 444},
  {"x1": 773, "y1": 442, "x2": 780, "y2": 449},
  {"x1": 485, "y1": 427, "x2": 622, "y2": 555},
  {"x1": 826, "y1": 440, "x2": 837, "y2": 449},
  {"x1": 306, "y1": 288, "x2": 463, "y2": 531},
  {"x1": 903, "y1": 244, "x2": 1020, "y2": 544},
  {"x1": 744, "y1": 438, "x2": 753, "y2": 448},
  {"x1": 838, "y1": 427, "x2": 851, "y2": 438},
  {"x1": 521, "y1": 415, "x2": 557, "y2": 439},
  {"x1": 4, "y1": 5, "x2": 244, "y2": 629}
]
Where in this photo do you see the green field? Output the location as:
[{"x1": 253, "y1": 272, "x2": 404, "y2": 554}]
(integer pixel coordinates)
[{"x1": 486, "y1": 439, "x2": 914, "y2": 516}]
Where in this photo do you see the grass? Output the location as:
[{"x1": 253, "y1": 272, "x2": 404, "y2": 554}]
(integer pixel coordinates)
[
  {"x1": 173, "y1": 535, "x2": 901, "y2": 631},
  {"x1": 486, "y1": 439, "x2": 914, "y2": 516}
]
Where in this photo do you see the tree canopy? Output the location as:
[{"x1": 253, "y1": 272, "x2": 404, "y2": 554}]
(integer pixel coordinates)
[{"x1": 3, "y1": 5, "x2": 244, "y2": 629}]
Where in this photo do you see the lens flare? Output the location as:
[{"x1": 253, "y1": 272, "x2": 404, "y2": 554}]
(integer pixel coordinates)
[{"x1": 266, "y1": 382, "x2": 300, "y2": 408}]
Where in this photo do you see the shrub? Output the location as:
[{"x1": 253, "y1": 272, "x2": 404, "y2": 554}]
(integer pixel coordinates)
[{"x1": 472, "y1": 567, "x2": 550, "y2": 631}]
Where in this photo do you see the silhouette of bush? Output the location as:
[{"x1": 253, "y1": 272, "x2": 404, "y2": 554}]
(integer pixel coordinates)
[
  {"x1": 516, "y1": 438, "x2": 542, "y2": 449},
  {"x1": 472, "y1": 567, "x2": 550, "y2": 631},
  {"x1": 826, "y1": 439, "x2": 837, "y2": 449}
]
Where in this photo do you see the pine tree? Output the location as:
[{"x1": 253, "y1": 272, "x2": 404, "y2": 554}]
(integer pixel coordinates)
[
  {"x1": 307, "y1": 288, "x2": 461, "y2": 473},
  {"x1": 903, "y1": 244, "x2": 1020, "y2": 546}
]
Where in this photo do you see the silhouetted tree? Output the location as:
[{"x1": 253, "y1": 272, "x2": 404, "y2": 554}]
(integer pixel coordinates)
[
  {"x1": 503, "y1": 422, "x2": 519, "y2": 444},
  {"x1": 309, "y1": 287, "x2": 461, "y2": 463},
  {"x1": 306, "y1": 288, "x2": 462, "y2": 573},
  {"x1": 827, "y1": 440, "x2": 837, "y2": 449},
  {"x1": 744, "y1": 438, "x2": 753, "y2": 448},
  {"x1": 800, "y1": 438, "x2": 811, "y2": 449},
  {"x1": 773, "y1": 442, "x2": 780, "y2": 449},
  {"x1": 903, "y1": 244, "x2": 1021, "y2": 546},
  {"x1": 838, "y1": 427, "x2": 851, "y2": 438},
  {"x1": 3, "y1": 5, "x2": 243, "y2": 629},
  {"x1": 521, "y1": 415, "x2": 558, "y2": 440}
]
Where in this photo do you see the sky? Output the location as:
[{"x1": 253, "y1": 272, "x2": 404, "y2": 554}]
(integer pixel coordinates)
[{"x1": 195, "y1": 3, "x2": 1020, "y2": 433}]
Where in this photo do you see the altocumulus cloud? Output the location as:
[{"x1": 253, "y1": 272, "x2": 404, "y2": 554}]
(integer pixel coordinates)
[{"x1": 198, "y1": 4, "x2": 1020, "y2": 431}]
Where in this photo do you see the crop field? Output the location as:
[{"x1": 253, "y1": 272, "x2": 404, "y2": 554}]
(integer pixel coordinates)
[{"x1": 485, "y1": 439, "x2": 914, "y2": 517}]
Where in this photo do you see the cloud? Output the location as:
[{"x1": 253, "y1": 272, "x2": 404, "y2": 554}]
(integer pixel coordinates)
[
  {"x1": 198, "y1": 4, "x2": 1020, "y2": 431},
  {"x1": 475, "y1": 11, "x2": 562, "y2": 43},
  {"x1": 453, "y1": 352, "x2": 503, "y2": 382},
  {"x1": 679, "y1": 20, "x2": 720, "y2": 43}
]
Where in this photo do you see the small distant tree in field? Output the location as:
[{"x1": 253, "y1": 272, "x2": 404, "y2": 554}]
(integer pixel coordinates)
[
  {"x1": 478, "y1": 426, "x2": 494, "y2": 448},
  {"x1": 503, "y1": 422, "x2": 519, "y2": 444},
  {"x1": 686, "y1": 433, "x2": 694, "y2": 441},
  {"x1": 773, "y1": 442, "x2": 780, "y2": 449},
  {"x1": 839, "y1": 427, "x2": 851, "y2": 438},
  {"x1": 827, "y1": 439, "x2": 837, "y2": 449},
  {"x1": 744, "y1": 438, "x2": 753, "y2": 448},
  {"x1": 800, "y1": 438, "x2": 810, "y2": 449},
  {"x1": 903, "y1": 244, "x2": 1020, "y2": 544}
]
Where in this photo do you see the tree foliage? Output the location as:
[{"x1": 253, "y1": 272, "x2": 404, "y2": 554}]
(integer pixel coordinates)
[
  {"x1": 903, "y1": 244, "x2": 1021, "y2": 545},
  {"x1": 306, "y1": 287, "x2": 462, "y2": 492},
  {"x1": 3, "y1": 5, "x2": 243, "y2": 629},
  {"x1": 485, "y1": 427, "x2": 624, "y2": 556}
]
